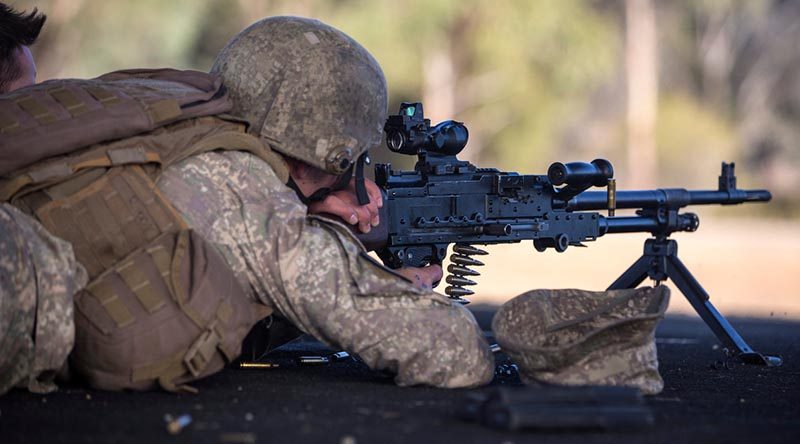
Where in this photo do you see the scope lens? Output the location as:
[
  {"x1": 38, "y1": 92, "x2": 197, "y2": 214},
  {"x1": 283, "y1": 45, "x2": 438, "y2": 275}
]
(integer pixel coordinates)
[{"x1": 387, "y1": 131, "x2": 405, "y2": 152}]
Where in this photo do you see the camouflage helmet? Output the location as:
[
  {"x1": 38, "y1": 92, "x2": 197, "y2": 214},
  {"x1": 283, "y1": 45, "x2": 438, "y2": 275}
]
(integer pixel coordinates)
[
  {"x1": 492, "y1": 286, "x2": 670, "y2": 395},
  {"x1": 211, "y1": 16, "x2": 388, "y2": 174}
]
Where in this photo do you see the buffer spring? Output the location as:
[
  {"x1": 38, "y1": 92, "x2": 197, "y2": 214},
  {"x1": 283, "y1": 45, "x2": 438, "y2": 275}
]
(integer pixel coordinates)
[{"x1": 444, "y1": 244, "x2": 488, "y2": 304}]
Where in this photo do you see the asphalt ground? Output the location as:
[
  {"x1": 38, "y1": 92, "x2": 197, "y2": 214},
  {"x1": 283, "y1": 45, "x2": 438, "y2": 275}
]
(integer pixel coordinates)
[{"x1": 1, "y1": 306, "x2": 798, "y2": 444}]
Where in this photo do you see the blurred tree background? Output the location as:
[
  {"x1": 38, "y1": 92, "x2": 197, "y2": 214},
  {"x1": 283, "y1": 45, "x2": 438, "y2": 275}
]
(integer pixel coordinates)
[{"x1": 14, "y1": 0, "x2": 800, "y2": 217}]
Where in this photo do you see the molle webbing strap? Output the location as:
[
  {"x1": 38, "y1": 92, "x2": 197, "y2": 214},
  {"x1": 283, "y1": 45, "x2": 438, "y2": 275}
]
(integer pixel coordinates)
[
  {"x1": 70, "y1": 228, "x2": 260, "y2": 393},
  {"x1": 43, "y1": 169, "x2": 106, "y2": 201},
  {"x1": 146, "y1": 100, "x2": 182, "y2": 125},
  {"x1": 15, "y1": 96, "x2": 57, "y2": 125},
  {"x1": 84, "y1": 193, "x2": 128, "y2": 262},
  {"x1": 107, "y1": 147, "x2": 151, "y2": 165},
  {"x1": 84, "y1": 86, "x2": 122, "y2": 106},
  {"x1": 85, "y1": 279, "x2": 134, "y2": 330},
  {"x1": 34, "y1": 167, "x2": 186, "y2": 278},
  {"x1": 116, "y1": 258, "x2": 167, "y2": 314},
  {"x1": 0, "y1": 68, "x2": 232, "y2": 176},
  {"x1": 146, "y1": 244, "x2": 173, "y2": 283},
  {"x1": 78, "y1": 231, "x2": 177, "y2": 331},
  {"x1": 27, "y1": 163, "x2": 74, "y2": 184},
  {"x1": 0, "y1": 110, "x2": 20, "y2": 133},
  {"x1": 49, "y1": 87, "x2": 89, "y2": 116},
  {"x1": 0, "y1": 116, "x2": 281, "y2": 202},
  {"x1": 0, "y1": 148, "x2": 161, "y2": 202},
  {"x1": 80, "y1": 235, "x2": 178, "y2": 330}
]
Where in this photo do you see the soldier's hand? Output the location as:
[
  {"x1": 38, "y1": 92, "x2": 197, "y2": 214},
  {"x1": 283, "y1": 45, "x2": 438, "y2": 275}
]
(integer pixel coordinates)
[
  {"x1": 396, "y1": 264, "x2": 443, "y2": 291},
  {"x1": 308, "y1": 177, "x2": 383, "y2": 233}
]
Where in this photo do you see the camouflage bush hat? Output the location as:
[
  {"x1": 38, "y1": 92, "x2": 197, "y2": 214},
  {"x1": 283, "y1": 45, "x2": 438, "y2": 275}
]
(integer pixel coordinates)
[
  {"x1": 211, "y1": 16, "x2": 388, "y2": 175},
  {"x1": 492, "y1": 286, "x2": 670, "y2": 395}
]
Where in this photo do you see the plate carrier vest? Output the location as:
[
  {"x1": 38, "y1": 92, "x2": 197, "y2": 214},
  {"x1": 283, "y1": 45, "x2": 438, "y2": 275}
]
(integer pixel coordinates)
[{"x1": 0, "y1": 69, "x2": 286, "y2": 392}]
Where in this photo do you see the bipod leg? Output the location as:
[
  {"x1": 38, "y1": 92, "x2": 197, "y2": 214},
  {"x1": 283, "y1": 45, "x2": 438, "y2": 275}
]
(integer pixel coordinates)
[
  {"x1": 610, "y1": 238, "x2": 781, "y2": 367},
  {"x1": 607, "y1": 255, "x2": 653, "y2": 291},
  {"x1": 663, "y1": 252, "x2": 782, "y2": 366}
]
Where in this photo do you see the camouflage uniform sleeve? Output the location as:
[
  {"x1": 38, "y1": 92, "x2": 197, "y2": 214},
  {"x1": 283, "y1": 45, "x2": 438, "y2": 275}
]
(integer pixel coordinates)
[
  {"x1": 0, "y1": 204, "x2": 87, "y2": 395},
  {"x1": 157, "y1": 151, "x2": 494, "y2": 388}
]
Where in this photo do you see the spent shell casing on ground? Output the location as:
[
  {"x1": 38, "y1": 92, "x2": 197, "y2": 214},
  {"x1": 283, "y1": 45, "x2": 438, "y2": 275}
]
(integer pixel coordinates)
[
  {"x1": 330, "y1": 351, "x2": 350, "y2": 361},
  {"x1": 239, "y1": 362, "x2": 280, "y2": 369},
  {"x1": 298, "y1": 356, "x2": 330, "y2": 365},
  {"x1": 166, "y1": 414, "x2": 192, "y2": 435}
]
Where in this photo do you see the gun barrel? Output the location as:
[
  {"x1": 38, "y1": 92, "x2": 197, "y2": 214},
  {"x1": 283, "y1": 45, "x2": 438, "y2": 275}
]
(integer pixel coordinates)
[
  {"x1": 564, "y1": 189, "x2": 771, "y2": 211},
  {"x1": 599, "y1": 216, "x2": 659, "y2": 233},
  {"x1": 599, "y1": 213, "x2": 700, "y2": 235}
]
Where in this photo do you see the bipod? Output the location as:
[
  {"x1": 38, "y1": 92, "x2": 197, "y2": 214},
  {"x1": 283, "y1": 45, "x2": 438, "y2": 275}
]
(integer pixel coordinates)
[{"x1": 608, "y1": 237, "x2": 782, "y2": 367}]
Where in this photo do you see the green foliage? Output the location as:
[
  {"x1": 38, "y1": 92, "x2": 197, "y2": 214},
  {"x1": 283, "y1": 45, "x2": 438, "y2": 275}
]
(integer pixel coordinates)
[
  {"x1": 656, "y1": 94, "x2": 737, "y2": 187},
  {"x1": 12, "y1": 0, "x2": 799, "y2": 217}
]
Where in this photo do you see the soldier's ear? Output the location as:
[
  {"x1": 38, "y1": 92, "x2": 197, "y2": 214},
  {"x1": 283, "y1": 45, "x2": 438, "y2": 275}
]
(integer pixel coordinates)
[
  {"x1": 287, "y1": 158, "x2": 332, "y2": 183},
  {"x1": 286, "y1": 157, "x2": 308, "y2": 181}
]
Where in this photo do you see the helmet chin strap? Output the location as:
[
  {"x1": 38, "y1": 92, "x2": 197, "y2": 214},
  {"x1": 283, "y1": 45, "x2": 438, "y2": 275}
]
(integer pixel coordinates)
[
  {"x1": 354, "y1": 151, "x2": 370, "y2": 205},
  {"x1": 287, "y1": 151, "x2": 371, "y2": 206}
]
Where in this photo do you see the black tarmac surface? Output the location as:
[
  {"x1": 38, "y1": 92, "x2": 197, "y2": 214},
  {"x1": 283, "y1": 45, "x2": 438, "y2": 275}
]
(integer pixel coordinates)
[{"x1": 1, "y1": 306, "x2": 798, "y2": 444}]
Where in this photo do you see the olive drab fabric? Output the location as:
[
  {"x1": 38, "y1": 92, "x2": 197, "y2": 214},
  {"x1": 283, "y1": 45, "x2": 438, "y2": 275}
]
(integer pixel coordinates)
[
  {"x1": 70, "y1": 230, "x2": 258, "y2": 393},
  {"x1": 492, "y1": 286, "x2": 670, "y2": 395},
  {"x1": 0, "y1": 69, "x2": 279, "y2": 392},
  {"x1": 211, "y1": 16, "x2": 387, "y2": 174},
  {"x1": 0, "y1": 203, "x2": 87, "y2": 395},
  {"x1": 0, "y1": 68, "x2": 232, "y2": 176}
]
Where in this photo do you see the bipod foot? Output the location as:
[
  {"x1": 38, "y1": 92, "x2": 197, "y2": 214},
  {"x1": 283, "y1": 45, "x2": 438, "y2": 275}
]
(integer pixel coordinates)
[{"x1": 737, "y1": 352, "x2": 782, "y2": 367}]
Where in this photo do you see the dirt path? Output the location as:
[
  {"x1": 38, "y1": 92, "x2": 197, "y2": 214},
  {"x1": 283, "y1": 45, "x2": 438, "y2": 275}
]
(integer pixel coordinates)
[{"x1": 446, "y1": 217, "x2": 800, "y2": 319}]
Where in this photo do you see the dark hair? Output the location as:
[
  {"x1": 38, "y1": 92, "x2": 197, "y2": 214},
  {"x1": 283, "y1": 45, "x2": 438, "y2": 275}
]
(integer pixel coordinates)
[{"x1": 0, "y1": 3, "x2": 46, "y2": 92}]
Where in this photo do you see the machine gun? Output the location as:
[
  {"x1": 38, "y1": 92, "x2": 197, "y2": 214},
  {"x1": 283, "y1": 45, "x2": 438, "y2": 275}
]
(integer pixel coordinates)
[{"x1": 361, "y1": 102, "x2": 781, "y2": 367}]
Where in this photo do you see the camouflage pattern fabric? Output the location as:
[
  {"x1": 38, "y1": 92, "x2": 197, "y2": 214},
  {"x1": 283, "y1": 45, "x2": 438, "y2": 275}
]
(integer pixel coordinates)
[
  {"x1": 0, "y1": 204, "x2": 87, "y2": 395},
  {"x1": 492, "y1": 286, "x2": 670, "y2": 395},
  {"x1": 211, "y1": 16, "x2": 387, "y2": 174},
  {"x1": 157, "y1": 151, "x2": 494, "y2": 388}
]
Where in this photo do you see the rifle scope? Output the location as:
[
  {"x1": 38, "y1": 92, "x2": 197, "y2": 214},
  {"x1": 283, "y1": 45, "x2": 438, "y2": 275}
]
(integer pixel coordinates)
[{"x1": 384, "y1": 102, "x2": 469, "y2": 156}]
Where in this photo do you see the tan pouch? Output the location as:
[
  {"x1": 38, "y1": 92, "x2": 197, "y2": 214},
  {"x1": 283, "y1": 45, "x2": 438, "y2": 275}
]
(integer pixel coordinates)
[{"x1": 70, "y1": 229, "x2": 263, "y2": 392}]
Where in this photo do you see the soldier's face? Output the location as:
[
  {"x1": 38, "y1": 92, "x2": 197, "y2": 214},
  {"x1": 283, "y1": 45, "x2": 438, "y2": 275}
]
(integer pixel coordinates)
[
  {"x1": 6, "y1": 46, "x2": 37, "y2": 92},
  {"x1": 288, "y1": 160, "x2": 344, "y2": 195}
]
